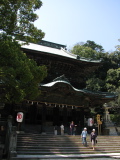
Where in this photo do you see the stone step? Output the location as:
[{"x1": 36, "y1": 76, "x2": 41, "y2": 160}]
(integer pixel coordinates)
[
  {"x1": 17, "y1": 138, "x2": 119, "y2": 140},
  {"x1": 17, "y1": 139, "x2": 120, "y2": 142},
  {"x1": 18, "y1": 136, "x2": 119, "y2": 138},
  {"x1": 11, "y1": 153, "x2": 120, "y2": 160},
  {"x1": 16, "y1": 143, "x2": 120, "y2": 147},
  {"x1": 17, "y1": 133, "x2": 119, "y2": 136},
  {"x1": 11, "y1": 134, "x2": 120, "y2": 160},
  {"x1": 16, "y1": 146, "x2": 120, "y2": 151},
  {"x1": 17, "y1": 137, "x2": 120, "y2": 142},
  {"x1": 16, "y1": 146, "x2": 120, "y2": 150},
  {"x1": 16, "y1": 150, "x2": 120, "y2": 155}
]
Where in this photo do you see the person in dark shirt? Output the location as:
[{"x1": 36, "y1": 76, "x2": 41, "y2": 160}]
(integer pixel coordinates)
[
  {"x1": 70, "y1": 121, "x2": 74, "y2": 135},
  {"x1": 70, "y1": 121, "x2": 77, "y2": 135},
  {"x1": 90, "y1": 129, "x2": 97, "y2": 150}
]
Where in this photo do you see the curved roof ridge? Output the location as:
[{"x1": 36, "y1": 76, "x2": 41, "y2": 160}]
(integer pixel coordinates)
[{"x1": 41, "y1": 80, "x2": 117, "y2": 99}]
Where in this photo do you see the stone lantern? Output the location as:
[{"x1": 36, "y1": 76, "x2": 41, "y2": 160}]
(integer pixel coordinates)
[{"x1": 103, "y1": 103, "x2": 111, "y2": 122}]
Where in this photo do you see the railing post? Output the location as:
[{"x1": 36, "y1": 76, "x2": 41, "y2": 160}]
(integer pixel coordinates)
[{"x1": 9, "y1": 126, "x2": 17, "y2": 159}]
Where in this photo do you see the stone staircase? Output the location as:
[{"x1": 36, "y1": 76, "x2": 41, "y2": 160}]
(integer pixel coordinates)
[{"x1": 11, "y1": 133, "x2": 120, "y2": 160}]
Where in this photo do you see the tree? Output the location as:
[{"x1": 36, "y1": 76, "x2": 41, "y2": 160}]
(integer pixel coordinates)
[
  {"x1": 86, "y1": 76, "x2": 105, "y2": 91},
  {"x1": 83, "y1": 40, "x2": 104, "y2": 52},
  {"x1": 71, "y1": 41, "x2": 120, "y2": 93},
  {"x1": 71, "y1": 44, "x2": 98, "y2": 59},
  {"x1": 0, "y1": 0, "x2": 47, "y2": 104},
  {"x1": 71, "y1": 41, "x2": 105, "y2": 60},
  {"x1": 115, "y1": 39, "x2": 120, "y2": 51},
  {"x1": 106, "y1": 68, "x2": 120, "y2": 92},
  {"x1": 0, "y1": 34, "x2": 47, "y2": 103},
  {"x1": 70, "y1": 41, "x2": 107, "y2": 91},
  {"x1": 0, "y1": 0, "x2": 45, "y2": 43},
  {"x1": 108, "y1": 51, "x2": 120, "y2": 69},
  {"x1": 71, "y1": 40, "x2": 120, "y2": 122}
]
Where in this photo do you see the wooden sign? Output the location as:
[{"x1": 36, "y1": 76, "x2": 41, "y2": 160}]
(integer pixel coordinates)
[
  {"x1": 97, "y1": 121, "x2": 102, "y2": 124},
  {"x1": 97, "y1": 114, "x2": 100, "y2": 122}
]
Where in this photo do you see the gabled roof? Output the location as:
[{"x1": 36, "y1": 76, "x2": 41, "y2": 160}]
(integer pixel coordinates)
[{"x1": 20, "y1": 41, "x2": 102, "y2": 63}]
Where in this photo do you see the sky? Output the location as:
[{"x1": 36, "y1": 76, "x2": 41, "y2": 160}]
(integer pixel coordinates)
[{"x1": 34, "y1": 0, "x2": 120, "y2": 52}]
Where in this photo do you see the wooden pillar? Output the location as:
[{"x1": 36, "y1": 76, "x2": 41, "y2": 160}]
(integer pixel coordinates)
[
  {"x1": 53, "y1": 106, "x2": 59, "y2": 126},
  {"x1": 72, "y1": 108, "x2": 76, "y2": 123},
  {"x1": 29, "y1": 103, "x2": 37, "y2": 124},
  {"x1": 79, "y1": 108, "x2": 84, "y2": 131},
  {"x1": 41, "y1": 103, "x2": 46, "y2": 132},
  {"x1": 63, "y1": 106, "x2": 68, "y2": 126}
]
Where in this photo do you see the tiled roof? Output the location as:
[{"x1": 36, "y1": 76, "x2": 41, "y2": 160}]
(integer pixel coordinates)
[
  {"x1": 20, "y1": 41, "x2": 101, "y2": 63},
  {"x1": 41, "y1": 80, "x2": 117, "y2": 99}
]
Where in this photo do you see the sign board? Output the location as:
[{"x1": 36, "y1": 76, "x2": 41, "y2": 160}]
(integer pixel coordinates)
[
  {"x1": 97, "y1": 114, "x2": 100, "y2": 122},
  {"x1": 97, "y1": 121, "x2": 102, "y2": 124},
  {"x1": 16, "y1": 112, "x2": 24, "y2": 123}
]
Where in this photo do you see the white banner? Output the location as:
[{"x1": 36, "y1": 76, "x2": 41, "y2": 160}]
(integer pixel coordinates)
[
  {"x1": 88, "y1": 118, "x2": 93, "y2": 126},
  {"x1": 16, "y1": 112, "x2": 24, "y2": 122}
]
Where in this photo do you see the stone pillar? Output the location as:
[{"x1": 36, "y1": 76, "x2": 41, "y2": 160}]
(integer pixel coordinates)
[{"x1": 9, "y1": 126, "x2": 17, "y2": 158}]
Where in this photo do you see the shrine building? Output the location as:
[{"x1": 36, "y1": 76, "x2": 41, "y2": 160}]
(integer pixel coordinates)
[{"x1": 1, "y1": 40, "x2": 116, "y2": 134}]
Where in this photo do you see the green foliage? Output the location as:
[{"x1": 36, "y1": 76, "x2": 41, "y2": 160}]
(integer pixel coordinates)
[
  {"x1": 0, "y1": 0, "x2": 45, "y2": 43},
  {"x1": 108, "y1": 51, "x2": 120, "y2": 69},
  {"x1": 71, "y1": 40, "x2": 108, "y2": 91},
  {"x1": 83, "y1": 40, "x2": 104, "y2": 52},
  {"x1": 107, "y1": 87, "x2": 120, "y2": 110},
  {"x1": 71, "y1": 40, "x2": 106, "y2": 61},
  {"x1": 71, "y1": 44, "x2": 101, "y2": 60},
  {"x1": 71, "y1": 40, "x2": 120, "y2": 96},
  {"x1": 106, "y1": 68, "x2": 120, "y2": 92},
  {"x1": 86, "y1": 77, "x2": 105, "y2": 91},
  {"x1": 110, "y1": 114, "x2": 120, "y2": 125},
  {"x1": 115, "y1": 39, "x2": 120, "y2": 51},
  {"x1": 0, "y1": 0, "x2": 47, "y2": 104},
  {"x1": 0, "y1": 34, "x2": 47, "y2": 103}
]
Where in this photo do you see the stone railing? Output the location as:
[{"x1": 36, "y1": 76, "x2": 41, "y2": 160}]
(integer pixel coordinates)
[{"x1": 4, "y1": 115, "x2": 17, "y2": 160}]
